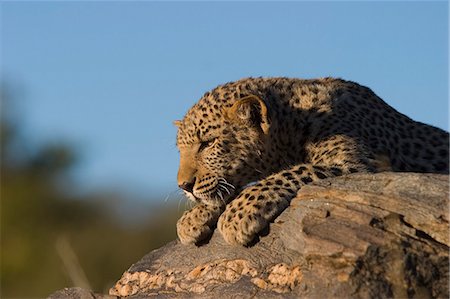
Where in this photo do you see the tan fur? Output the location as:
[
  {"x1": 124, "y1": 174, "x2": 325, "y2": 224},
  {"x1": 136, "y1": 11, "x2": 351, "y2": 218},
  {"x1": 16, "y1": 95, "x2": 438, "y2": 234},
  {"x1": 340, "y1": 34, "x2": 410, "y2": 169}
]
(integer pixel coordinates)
[{"x1": 175, "y1": 77, "x2": 449, "y2": 245}]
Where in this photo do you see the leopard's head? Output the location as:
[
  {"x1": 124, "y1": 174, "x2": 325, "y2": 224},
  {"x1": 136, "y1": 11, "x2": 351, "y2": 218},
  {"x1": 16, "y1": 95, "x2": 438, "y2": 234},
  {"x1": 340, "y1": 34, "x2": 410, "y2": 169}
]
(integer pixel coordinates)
[{"x1": 175, "y1": 91, "x2": 271, "y2": 207}]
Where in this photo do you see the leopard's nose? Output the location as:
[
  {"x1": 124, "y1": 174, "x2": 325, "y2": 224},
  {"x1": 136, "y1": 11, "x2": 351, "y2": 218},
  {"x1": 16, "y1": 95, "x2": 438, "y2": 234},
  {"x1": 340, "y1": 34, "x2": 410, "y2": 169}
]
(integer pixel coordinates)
[{"x1": 178, "y1": 179, "x2": 195, "y2": 193}]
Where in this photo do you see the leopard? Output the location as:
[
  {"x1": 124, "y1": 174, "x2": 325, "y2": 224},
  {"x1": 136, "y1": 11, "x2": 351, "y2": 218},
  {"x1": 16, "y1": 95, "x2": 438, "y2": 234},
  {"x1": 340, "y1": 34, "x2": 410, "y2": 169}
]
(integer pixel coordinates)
[{"x1": 174, "y1": 77, "x2": 449, "y2": 246}]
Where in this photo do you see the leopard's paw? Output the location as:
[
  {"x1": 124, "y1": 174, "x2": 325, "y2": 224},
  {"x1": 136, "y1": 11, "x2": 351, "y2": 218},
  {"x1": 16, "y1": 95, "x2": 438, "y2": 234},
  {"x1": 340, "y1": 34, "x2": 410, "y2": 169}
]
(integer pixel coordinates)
[
  {"x1": 176, "y1": 205, "x2": 221, "y2": 245},
  {"x1": 217, "y1": 190, "x2": 289, "y2": 246},
  {"x1": 218, "y1": 208, "x2": 268, "y2": 246}
]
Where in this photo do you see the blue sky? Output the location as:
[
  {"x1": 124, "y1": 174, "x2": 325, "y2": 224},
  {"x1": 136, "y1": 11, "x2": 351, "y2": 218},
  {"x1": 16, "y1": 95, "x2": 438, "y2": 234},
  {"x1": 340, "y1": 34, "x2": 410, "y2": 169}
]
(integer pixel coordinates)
[{"x1": 2, "y1": 2, "x2": 448, "y2": 200}]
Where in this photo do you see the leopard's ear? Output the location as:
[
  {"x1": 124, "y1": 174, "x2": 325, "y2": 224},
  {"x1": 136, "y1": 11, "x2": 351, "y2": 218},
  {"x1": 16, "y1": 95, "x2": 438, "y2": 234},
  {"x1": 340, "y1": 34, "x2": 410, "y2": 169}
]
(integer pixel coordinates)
[
  {"x1": 173, "y1": 120, "x2": 182, "y2": 127},
  {"x1": 226, "y1": 95, "x2": 270, "y2": 135}
]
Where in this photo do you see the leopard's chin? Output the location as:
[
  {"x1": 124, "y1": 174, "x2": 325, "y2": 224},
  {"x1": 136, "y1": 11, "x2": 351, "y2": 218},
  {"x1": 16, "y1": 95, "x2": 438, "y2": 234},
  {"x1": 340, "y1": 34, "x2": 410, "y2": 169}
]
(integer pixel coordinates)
[
  {"x1": 184, "y1": 188, "x2": 232, "y2": 207},
  {"x1": 197, "y1": 188, "x2": 234, "y2": 207},
  {"x1": 183, "y1": 190, "x2": 201, "y2": 203}
]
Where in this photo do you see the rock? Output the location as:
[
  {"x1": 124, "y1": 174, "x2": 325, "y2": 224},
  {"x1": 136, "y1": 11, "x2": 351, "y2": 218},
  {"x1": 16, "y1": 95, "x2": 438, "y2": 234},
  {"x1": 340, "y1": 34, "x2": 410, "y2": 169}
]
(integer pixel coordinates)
[
  {"x1": 48, "y1": 287, "x2": 115, "y2": 299},
  {"x1": 51, "y1": 173, "x2": 450, "y2": 298}
]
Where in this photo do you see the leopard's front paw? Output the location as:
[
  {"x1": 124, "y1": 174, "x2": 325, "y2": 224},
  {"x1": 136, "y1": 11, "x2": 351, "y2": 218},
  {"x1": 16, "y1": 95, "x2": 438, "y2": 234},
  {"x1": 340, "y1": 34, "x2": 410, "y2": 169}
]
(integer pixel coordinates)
[
  {"x1": 217, "y1": 190, "x2": 290, "y2": 246},
  {"x1": 218, "y1": 207, "x2": 268, "y2": 246},
  {"x1": 177, "y1": 205, "x2": 222, "y2": 245}
]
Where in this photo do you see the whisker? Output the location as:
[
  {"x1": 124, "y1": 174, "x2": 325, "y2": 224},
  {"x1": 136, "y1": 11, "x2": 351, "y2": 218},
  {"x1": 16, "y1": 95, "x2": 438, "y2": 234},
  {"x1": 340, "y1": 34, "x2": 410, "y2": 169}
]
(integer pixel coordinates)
[
  {"x1": 218, "y1": 178, "x2": 236, "y2": 190},
  {"x1": 218, "y1": 184, "x2": 231, "y2": 195},
  {"x1": 224, "y1": 186, "x2": 232, "y2": 195},
  {"x1": 164, "y1": 194, "x2": 170, "y2": 203},
  {"x1": 164, "y1": 188, "x2": 181, "y2": 203},
  {"x1": 216, "y1": 189, "x2": 226, "y2": 206},
  {"x1": 178, "y1": 197, "x2": 184, "y2": 212}
]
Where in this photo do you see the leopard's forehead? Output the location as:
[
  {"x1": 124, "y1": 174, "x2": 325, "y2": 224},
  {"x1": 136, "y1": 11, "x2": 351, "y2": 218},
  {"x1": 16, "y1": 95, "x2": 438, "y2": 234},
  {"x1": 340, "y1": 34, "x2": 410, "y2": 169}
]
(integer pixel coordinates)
[
  {"x1": 176, "y1": 90, "x2": 232, "y2": 146},
  {"x1": 176, "y1": 80, "x2": 252, "y2": 145},
  {"x1": 176, "y1": 77, "x2": 288, "y2": 146}
]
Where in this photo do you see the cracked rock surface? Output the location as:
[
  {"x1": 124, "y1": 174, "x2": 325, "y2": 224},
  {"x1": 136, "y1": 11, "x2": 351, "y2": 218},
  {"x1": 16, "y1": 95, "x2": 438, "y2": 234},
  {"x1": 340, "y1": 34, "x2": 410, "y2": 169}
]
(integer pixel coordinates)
[{"x1": 49, "y1": 173, "x2": 449, "y2": 299}]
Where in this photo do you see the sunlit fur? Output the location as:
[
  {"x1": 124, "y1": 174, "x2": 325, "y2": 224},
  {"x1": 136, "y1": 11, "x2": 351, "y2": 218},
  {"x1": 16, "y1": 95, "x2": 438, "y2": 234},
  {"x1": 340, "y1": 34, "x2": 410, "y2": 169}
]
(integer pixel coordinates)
[
  {"x1": 176, "y1": 106, "x2": 269, "y2": 206},
  {"x1": 175, "y1": 77, "x2": 449, "y2": 245}
]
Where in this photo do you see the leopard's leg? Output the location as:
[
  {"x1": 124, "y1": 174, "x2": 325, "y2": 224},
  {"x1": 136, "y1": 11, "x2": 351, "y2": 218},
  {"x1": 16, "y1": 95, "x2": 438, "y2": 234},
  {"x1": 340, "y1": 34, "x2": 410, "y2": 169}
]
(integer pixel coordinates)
[{"x1": 217, "y1": 163, "x2": 363, "y2": 246}]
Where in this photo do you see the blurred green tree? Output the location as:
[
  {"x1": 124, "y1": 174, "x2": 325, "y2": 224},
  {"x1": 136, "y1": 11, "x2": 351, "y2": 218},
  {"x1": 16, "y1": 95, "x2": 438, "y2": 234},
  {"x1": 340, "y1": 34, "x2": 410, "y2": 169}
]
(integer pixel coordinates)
[{"x1": 1, "y1": 83, "x2": 183, "y2": 297}]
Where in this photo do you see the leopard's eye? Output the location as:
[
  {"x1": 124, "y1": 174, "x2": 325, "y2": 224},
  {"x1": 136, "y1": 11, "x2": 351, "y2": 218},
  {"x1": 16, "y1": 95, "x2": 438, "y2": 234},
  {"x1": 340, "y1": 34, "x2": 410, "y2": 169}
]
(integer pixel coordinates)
[{"x1": 199, "y1": 139, "x2": 216, "y2": 152}]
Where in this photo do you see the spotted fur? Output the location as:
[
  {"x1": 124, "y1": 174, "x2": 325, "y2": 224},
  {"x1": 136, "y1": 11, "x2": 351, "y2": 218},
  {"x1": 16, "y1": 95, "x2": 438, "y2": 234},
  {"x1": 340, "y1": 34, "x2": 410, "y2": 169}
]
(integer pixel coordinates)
[{"x1": 175, "y1": 77, "x2": 449, "y2": 246}]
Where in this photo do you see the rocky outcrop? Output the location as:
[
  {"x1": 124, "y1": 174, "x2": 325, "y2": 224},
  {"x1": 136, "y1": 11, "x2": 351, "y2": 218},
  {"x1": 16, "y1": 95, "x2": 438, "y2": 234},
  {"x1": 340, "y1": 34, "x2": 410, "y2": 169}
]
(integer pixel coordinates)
[{"x1": 50, "y1": 173, "x2": 449, "y2": 298}]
